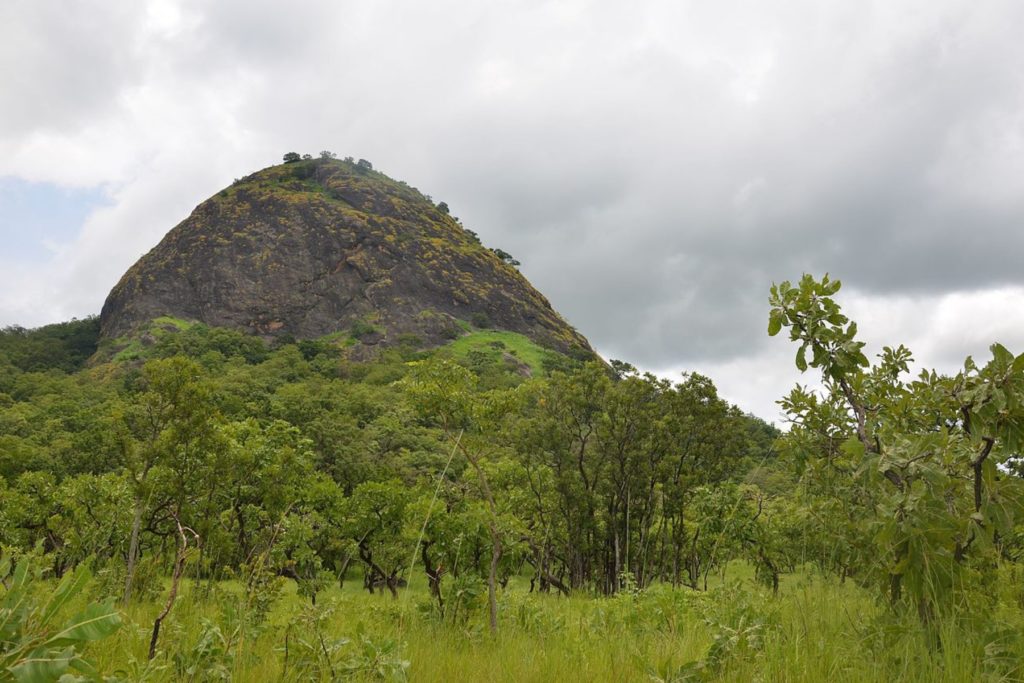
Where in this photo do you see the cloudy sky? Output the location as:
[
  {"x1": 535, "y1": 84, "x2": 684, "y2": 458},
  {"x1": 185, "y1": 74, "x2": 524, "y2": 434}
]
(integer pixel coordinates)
[{"x1": 3, "y1": 0, "x2": 1024, "y2": 422}]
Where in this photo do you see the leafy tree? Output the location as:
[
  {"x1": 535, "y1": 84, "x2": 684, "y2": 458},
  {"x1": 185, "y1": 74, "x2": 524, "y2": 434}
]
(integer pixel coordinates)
[
  {"x1": 609, "y1": 359, "x2": 638, "y2": 379},
  {"x1": 51, "y1": 473, "x2": 131, "y2": 572},
  {"x1": 0, "y1": 317, "x2": 100, "y2": 373},
  {"x1": 213, "y1": 419, "x2": 314, "y2": 566},
  {"x1": 116, "y1": 357, "x2": 222, "y2": 603},
  {"x1": 405, "y1": 359, "x2": 521, "y2": 633},
  {"x1": 491, "y1": 248, "x2": 521, "y2": 267},
  {"x1": 344, "y1": 480, "x2": 411, "y2": 597},
  {"x1": 282, "y1": 152, "x2": 301, "y2": 163},
  {"x1": 770, "y1": 274, "x2": 1024, "y2": 623}
]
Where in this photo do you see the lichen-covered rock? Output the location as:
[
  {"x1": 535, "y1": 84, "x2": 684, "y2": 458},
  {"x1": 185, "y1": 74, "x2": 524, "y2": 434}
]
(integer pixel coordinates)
[{"x1": 100, "y1": 158, "x2": 592, "y2": 356}]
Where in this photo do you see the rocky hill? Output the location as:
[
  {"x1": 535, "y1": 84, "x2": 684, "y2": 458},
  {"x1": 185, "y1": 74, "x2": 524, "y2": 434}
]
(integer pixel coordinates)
[{"x1": 99, "y1": 157, "x2": 592, "y2": 357}]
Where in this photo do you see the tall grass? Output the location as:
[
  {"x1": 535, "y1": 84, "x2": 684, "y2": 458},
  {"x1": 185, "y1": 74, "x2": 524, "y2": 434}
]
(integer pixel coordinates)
[{"x1": 78, "y1": 563, "x2": 1024, "y2": 682}]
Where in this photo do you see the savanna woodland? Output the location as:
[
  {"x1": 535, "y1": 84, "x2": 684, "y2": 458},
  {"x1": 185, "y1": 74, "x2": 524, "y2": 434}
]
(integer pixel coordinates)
[{"x1": 3, "y1": 159, "x2": 1024, "y2": 683}]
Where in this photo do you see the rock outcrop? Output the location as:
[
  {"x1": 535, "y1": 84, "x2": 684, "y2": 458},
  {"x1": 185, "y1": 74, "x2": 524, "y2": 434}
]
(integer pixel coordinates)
[{"x1": 100, "y1": 158, "x2": 592, "y2": 355}]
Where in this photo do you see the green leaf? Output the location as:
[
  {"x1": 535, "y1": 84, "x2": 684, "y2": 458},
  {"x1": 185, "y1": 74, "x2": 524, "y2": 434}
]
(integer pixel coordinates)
[
  {"x1": 41, "y1": 565, "x2": 92, "y2": 627},
  {"x1": 68, "y1": 656, "x2": 100, "y2": 677},
  {"x1": 840, "y1": 435, "x2": 865, "y2": 460},
  {"x1": 1010, "y1": 351, "x2": 1024, "y2": 375},
  {"x1": 9, "y1": 646, "x2": 75, "y2": 683},
  {"x1": 767, "y1": 313, "x2": 782, "y2": 337},
  {"x1": 795, "y1": 345, "x2": 808, "y2": 372},
  {"x1": 10, "y1": 559, "x2": 31, "y2": 593},
  {"x1": 45, "y1": 603, "x2": 121, "y2": 647},
  {"x1": 991, "y1": 343, "x2": 1013, "y2": 365}
]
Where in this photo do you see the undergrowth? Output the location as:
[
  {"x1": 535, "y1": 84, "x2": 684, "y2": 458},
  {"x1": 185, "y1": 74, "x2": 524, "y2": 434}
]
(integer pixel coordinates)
[{"x1": 72, "y1": 564, "x2": 1024, "y2": 682}]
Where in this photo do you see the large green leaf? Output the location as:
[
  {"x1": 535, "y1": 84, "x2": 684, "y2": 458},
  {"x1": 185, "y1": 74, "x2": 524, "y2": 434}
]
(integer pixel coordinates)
[
  {"x1": 40, "y1": 566, "x2": 92, "y2": 628},
  {"x1": 44, "y1": 603, "x2": 121, "y2": 648},
  {"x1": 8, "y1": 646, "x2": 75, "y2": 683}
]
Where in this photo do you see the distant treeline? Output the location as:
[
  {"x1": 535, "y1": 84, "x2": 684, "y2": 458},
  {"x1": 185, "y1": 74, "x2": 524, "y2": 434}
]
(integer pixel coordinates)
[{"x1": 0, "y1": 316, "x2": 100, "y2": 373}]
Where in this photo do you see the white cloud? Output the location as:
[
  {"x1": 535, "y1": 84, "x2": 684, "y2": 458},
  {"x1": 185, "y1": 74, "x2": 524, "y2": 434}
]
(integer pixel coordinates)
[
  {"x1": 2, "y1": 0, "x2": 1024, "y2": 420},
  {"x1": 648, "y1": 286, "x2": 1024, "y2": 424}
]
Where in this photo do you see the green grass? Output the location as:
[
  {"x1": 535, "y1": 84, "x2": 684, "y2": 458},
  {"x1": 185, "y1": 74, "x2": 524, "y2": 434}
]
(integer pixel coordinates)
[
  {"x1": 110, "y1": 339, "x2": 146, "y2": 362},
  {"x1": 317, "y1": 330, "x2": 359, "y2": 348},
  {"x1": 105, "y1": 317, "x2": 195, "y2": 362},
  {"x1": 443, "y1": 329, "x2": 560, "y2": 376},
  {"x1": 151, "y1": 316, "x2": 195, "y2": 331},
  {"x1": 79, "y1": 564, "x2": 1024, "y2": 682}
]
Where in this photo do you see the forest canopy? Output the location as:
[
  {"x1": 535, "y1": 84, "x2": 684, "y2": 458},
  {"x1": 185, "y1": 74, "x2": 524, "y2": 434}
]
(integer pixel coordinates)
[{"x1": 2, "y1": 277, "x2": 1023, "y2": 681}]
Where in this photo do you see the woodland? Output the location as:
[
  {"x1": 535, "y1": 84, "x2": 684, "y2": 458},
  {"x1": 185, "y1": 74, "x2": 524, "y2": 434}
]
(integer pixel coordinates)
[{"x1": 1, "y1": 275, "x2": 1023, "y2": 681}]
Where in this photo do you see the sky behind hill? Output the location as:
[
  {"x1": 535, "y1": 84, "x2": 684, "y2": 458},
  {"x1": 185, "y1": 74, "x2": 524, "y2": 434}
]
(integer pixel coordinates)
[{"x1": 2, "y1": 0, "x2": 1024, "y2": 422}]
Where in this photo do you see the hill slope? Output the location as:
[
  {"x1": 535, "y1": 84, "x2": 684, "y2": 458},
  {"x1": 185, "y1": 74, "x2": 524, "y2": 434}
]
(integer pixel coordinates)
[{"x1": 99, "y1": 157, "x2": 592, "y2": 356}]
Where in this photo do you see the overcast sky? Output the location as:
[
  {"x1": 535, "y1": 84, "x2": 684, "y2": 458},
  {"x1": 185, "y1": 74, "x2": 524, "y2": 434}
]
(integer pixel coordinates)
[{"x1": 2, "y1": 0, "x2": 1024, "y2": 422}]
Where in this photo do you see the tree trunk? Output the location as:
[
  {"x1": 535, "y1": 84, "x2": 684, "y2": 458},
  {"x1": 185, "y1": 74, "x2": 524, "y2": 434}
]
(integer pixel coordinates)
[
  {"x1": 149, "y1": 517, "x2": 197, "y2": 660},
  {"x1": 422, "y1": 543, "x2": 444, "y2": 611},
  {"x1": 458, "y1": 440, "x2": 502, "y2": 635},
  {"x1": 123, "y1": 495, "x2": 144, "y2": 604},
  {"x1": 487, "y1": 529, "x2": 502, "y2": 633}
]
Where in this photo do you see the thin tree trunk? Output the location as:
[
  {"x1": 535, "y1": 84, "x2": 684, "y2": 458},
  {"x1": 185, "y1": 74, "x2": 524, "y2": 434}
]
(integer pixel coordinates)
[
  {"x1": 487, "y1": 529, "x2": 502, "y2": 632},
  {"x1": 149, "y1": 516, "x2": 198, "y2": 659},
  {"x1": 457, "y1": 438, "x2": 502, "y2": 635},
  {"x1": 123, "y1": 496, "x2": 144, "y2": 604},
  {"x1": 624, "y1": 490, "x2": 630, "y2": 583}
]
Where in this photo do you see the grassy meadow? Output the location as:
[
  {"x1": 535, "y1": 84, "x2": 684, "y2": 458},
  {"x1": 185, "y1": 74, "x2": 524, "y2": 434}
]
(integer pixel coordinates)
[{"x1": 72, "y1": 562, "x2": 1024, "y2": 682}]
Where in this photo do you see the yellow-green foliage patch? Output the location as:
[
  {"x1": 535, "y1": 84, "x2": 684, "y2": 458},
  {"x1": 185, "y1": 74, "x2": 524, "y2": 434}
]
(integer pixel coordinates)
[
  {"x1": 442, "y1": 329, "x2": 561, "y2": 375},
  {"x1": 151, "y1": 315, "x2": 195, "y2": 331}
]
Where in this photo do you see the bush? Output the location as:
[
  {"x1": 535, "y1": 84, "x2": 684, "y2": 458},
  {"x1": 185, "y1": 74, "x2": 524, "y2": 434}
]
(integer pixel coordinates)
[
  {"x1": 491, "y1": 248, "x2": 520, "y2": 267},
  {"x1": 351, "y1": 320, "x2": 378, "y2": 340},
  {"x1": 395, "y1": 333, "x2": 423, "y2": 348},
  {"x1": 440, "y1": 323, "x2": 462, "y2": 340}
]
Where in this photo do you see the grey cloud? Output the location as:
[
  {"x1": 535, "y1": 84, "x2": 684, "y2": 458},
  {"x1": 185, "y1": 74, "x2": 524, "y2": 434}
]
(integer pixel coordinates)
[
  {"x1": 0, "y1": 3, "x2": 143, "y2": 136},
  {"x1": 3, "y1": 0, "x2": 1024, "y2": 403}
]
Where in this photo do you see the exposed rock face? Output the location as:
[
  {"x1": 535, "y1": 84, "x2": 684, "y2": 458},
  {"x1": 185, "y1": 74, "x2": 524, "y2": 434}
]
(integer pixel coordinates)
[{"x1": 99, "y1": 158, "x2": 592, "y2": 355}]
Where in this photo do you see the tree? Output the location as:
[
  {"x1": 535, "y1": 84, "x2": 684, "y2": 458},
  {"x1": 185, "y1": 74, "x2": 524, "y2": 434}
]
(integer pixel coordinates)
[
  {"x1": 117, "y1": 357, "x2": 221, "y2": 604},
  {"x1": 319, "y1": 150, "x2": 337, "y2": 160},
  {"x1": 356, "y1": 158, "x2": 373, "y2": 171},
  {"x1": 609, "y1": 359, "x2": 637, "y2": 379},
  {"x1": 344, "y1": 481, "x2": 411, "y2": 597},
  {"x1": 283, "y1": 152, "x2": 302, "y2": 163},
  {"x1": 405, "y1": 359, "x2": 517, "y2": 634},
  {"x1": 491, "y1": 248, "x2": 521, "y2": 267},
  {"x1": 770, "y1": 274, "x2": 1024, "y2": 624}
]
